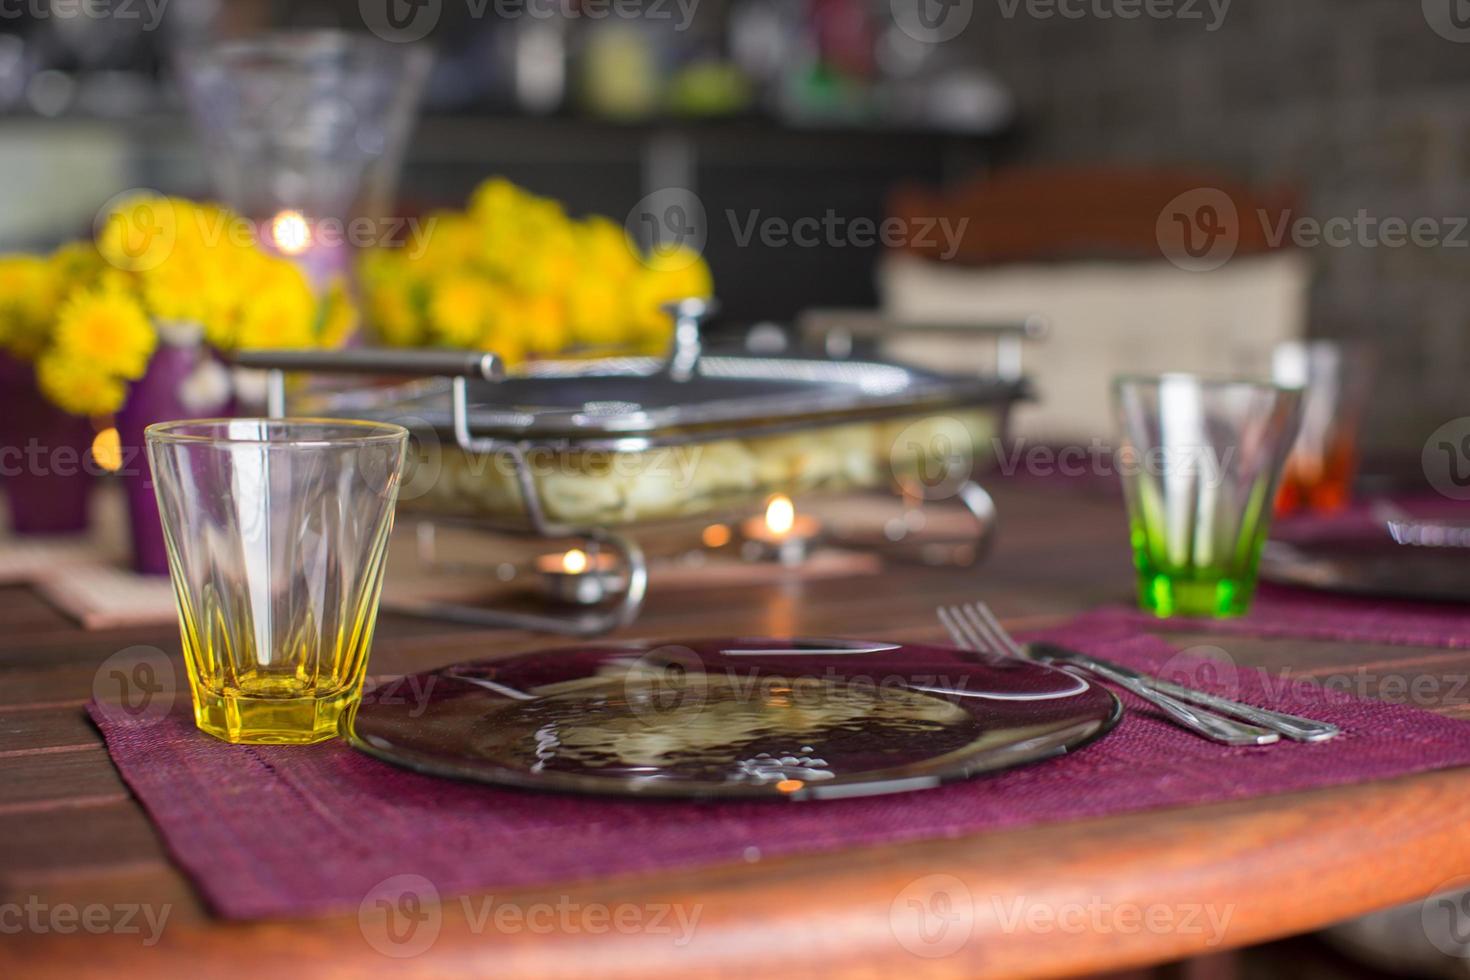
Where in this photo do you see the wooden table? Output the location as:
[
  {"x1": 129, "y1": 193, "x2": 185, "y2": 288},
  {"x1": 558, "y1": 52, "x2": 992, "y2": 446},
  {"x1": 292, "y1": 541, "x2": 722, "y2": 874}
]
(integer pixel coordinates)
[{"x1": 4, "y1": 482, "x2": 1469, "y2": 978}]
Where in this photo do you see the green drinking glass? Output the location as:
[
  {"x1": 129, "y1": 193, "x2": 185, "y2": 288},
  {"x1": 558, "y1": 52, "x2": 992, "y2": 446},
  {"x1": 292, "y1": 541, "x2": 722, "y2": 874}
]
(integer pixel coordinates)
[{"x1": 1113, "y1": 375, "x2": 1302, "y2": 618}]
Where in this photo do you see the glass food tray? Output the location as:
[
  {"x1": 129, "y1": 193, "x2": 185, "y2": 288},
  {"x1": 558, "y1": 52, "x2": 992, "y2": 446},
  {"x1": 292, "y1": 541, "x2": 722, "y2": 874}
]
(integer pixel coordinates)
[
  {"x1": 242, "y1": 312, "x2": 1026, "y2": 532},
  {"x1": 235, "y1": 301, "x2": 1034, "y2": 635}
]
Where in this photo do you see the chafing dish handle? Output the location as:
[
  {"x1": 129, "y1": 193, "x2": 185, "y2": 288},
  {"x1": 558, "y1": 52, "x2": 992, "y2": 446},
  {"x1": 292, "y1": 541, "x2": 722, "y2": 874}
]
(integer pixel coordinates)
[
  {"x1": 232, "y1": 348, "x2": 504, "y2": 418},
  {"x1": 234, "y1": 348, "x2": 504, "y2": 381},
  {"x1": 795, "y1": 310, "x2": 1047, "y2": 382}
]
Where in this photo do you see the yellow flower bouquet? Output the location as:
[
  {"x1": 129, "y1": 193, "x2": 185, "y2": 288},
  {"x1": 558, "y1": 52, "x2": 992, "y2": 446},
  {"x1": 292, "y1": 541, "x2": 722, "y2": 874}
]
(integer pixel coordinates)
[
  {"x1": 0, "y1": 195, "x2": 356, "y2": 419},
  {"x1": 357, "y1": 177, "x2": 713, "y2": 365},
  {"x1": 0, "y1": 194, "x2": 354, "y2": 566}
]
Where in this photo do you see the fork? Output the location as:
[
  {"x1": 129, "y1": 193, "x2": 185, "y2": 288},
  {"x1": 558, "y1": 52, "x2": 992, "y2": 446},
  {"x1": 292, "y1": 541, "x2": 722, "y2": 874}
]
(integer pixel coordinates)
[
  {"x1": 939, "y1": 602, "x2": 1340, "y2": 744},
  {"x1": 938, "y1": 603, "x2": 1279, "y2": 746}
]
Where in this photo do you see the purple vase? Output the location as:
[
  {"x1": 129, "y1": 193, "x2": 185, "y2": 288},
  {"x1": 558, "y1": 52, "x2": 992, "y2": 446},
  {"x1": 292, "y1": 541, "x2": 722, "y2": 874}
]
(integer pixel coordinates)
[
  {"x1": 0, "y1": 353, "x2": 94, "y2": 535},
  {"x1": 116, "y1": 327, "x2": 234, "y2": 575}
]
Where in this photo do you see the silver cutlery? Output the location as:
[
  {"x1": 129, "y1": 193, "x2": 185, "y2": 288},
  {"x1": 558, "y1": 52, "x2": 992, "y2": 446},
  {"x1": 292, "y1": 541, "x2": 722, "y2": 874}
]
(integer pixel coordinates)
[
  {"x1": 938, "y1": 602, "x2": 1275, "y2": 746},
  {"x1": 938, "y1": 602, "x2": 1335, "y2": 746},
  {"x1": 1374, "y1": 499, "x2": 1470, "y2": 550},
  {"x1": 1110, "y1": 656, "x2": 1339, "y2": 743}
]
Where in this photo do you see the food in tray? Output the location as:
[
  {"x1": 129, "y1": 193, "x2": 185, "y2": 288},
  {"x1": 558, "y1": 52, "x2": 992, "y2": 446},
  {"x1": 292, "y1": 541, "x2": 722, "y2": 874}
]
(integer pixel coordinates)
[
  {"x1": 247, "y1": 333, "x2": 1026, "y2": 532},
  {"x1": 400, "y1": 408, "x2": 1001, "y2": 527}
]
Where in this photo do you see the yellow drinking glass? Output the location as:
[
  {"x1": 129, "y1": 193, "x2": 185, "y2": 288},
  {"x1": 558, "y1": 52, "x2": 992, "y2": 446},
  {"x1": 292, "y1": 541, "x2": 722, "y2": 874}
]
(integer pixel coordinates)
[{"x1": 146, "y1": 419, "x2": 408, "y2": 744}]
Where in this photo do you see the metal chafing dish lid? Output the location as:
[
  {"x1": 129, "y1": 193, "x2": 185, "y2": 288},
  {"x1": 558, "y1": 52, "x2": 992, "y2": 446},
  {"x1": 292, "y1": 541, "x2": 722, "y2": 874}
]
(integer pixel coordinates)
[
  {"x1": 309, "y1": 352, "x2": 1025, "y2": 439},
  {"x1": 236, "y1": 298, "x2": 1030, "y2": 443}
]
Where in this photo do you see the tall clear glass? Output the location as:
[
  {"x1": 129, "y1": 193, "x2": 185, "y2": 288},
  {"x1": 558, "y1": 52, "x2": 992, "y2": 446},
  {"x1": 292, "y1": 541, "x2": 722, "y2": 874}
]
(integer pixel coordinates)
[
  {"x1": 177, "y1": 30, "x2": 431, "y2": 286},
  {"x1": 1113, "y1": 376, "x2": 1301, "y2": 619},
  {"x1": 146, "y1": 419, "x2": 408, "y2": 744}
]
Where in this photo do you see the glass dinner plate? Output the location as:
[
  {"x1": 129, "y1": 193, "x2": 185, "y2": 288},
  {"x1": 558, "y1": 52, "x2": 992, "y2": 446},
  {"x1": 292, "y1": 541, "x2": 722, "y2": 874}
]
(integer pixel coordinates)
[
  {"x1": 1260, "y1": 536, "x2": 1470, "y2": 603},
  {"x1": 345, "y1": 637, "x2": 1121, "y2": 801}
]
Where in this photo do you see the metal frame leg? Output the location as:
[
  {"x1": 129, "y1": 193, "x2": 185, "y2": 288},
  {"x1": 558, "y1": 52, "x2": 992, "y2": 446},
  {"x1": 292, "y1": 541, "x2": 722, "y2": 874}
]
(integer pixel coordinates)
[{"x1": 383, "y1": 525, "x2": 648, "y2": 638}]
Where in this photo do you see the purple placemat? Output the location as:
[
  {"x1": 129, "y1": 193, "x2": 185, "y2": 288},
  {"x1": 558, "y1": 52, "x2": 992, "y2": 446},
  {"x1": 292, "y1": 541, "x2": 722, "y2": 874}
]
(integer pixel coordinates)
[
  {"x1": 90, "y1": 623, "x2": 1470, "y2": 921},
  {"x1": 1078, "y1": 585, "x2": 1470, "y2": 649}
]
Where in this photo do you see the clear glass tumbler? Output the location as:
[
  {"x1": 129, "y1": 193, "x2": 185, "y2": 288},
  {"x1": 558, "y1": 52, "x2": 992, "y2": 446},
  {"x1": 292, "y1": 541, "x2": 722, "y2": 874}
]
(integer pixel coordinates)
[
  {"x1": 146, "y1": 419, "x2": 408, "y2": 744},
  {"x1": 1113, "y1": 376, "x2": 1301, "y2": 618}
]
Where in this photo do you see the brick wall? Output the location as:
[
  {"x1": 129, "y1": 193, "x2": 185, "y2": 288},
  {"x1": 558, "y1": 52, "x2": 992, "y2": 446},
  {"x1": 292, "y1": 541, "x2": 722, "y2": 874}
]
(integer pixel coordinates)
[{"x1": 955, "y1": 0, "x2": 1470, "y2": 449}]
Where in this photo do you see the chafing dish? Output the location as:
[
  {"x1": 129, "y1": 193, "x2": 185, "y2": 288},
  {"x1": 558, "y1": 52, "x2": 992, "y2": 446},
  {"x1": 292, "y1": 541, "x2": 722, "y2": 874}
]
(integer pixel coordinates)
[{"x1": 235, "y1": 301, "x2": 1032, "y2": 635}]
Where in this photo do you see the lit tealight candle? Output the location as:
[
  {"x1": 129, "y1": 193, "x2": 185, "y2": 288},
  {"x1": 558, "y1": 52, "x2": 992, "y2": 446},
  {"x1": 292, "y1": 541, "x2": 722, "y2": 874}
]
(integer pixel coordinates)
[
  {"x1": 740, "y1": 495, "x2": 822, "y2": 567},
  {"x1": 535, "y1": 548, "x2": 626, "y2": 605}
]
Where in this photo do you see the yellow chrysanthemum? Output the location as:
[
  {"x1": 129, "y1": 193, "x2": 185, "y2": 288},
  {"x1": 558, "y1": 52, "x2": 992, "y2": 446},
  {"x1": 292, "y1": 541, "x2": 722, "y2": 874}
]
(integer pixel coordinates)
[
  {"x1": 356, "y1": 244, "x2": 397, "y2": 284},
  {"x1": 47, "y1": 241, "x2": 106, "y2": 295},
  {"x1": 416, "y1": 212, "x2": 480, "y2": 270},
  {"x1": 640, "y1": 243, "x2": 714, "y2": 282},
  {"x1": 0, "y1": 254, "x2": 60, "y2": 358},
  {"x1": 566, "y1": 276, "x2": 628, "y2": 349},
  {"x1": 246, "y1": 254, "x2": 315, "y2": 301},
  {"x1": 627, "y1": 246, "x2": 713, "y2": 340},
  {"x1": 97, "y1": 195, "x2": 267, "y2": 320},
  {"x1": 53, "y1": 287, "x2": 156, "y2": 379},
  {"x1": 429, "y1": 275, "x2": 498, "y2": 347},
  {"x1": 468, "y1": 177, "x2": 529, "y2": 226},
  {"x1": 234, "y1": 259, "x2": 317, "y2": 350},
  {"x1": 366, "y1": 279, "x2": 423, "y2": 347},
  {"x1": 477, "y1": 222, "x2": 521, "y2": 281},
  {"x1": 36, "y1": 351, "x2": 128, "y2": 416},
  {"x1": 0, "y1": 254, "x2": 48, "y2": 298},
  {"x1": 236, "y1": 292, "x2": 317, "y2": 350},
  {"x1": 577, "y1": 216, "x2": 640, "y2": 281},
  {"x1": 141, "y1": 252, "x2": 222, "y2": 325},
  {"x1": 319, "y1": 278, "x2": 359, "y2": 349},
  {"x1": 359, "y1": 242, "x2": 439, "y2": 348},
  {"x1": 358, "y1": 176, "x2": 716, "y2": 358},
  {"x1": 517, "y1": 292, "x2": 569, "y2": 355},
  {"x1": 511, "y1": 230, "x2": 580, "y2": 296},
  {"x1": 481, "y1": 319, "x2": 526, "y2": 369},
  {"x1": 176, "y1": 201, "x2": 241, "y2": 252}
]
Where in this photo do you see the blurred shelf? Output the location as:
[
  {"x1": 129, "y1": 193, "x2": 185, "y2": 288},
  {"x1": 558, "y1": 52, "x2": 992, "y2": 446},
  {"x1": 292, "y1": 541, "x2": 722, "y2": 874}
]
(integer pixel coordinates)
[{"x1": 0, "y1": 108, "x2": 1020, "y2": 320}]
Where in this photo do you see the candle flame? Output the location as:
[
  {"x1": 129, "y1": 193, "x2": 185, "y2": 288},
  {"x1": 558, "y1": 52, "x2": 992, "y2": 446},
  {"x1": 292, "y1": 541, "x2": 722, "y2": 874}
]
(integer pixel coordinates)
[
  {"x1": 561, "y1": 548, "x2": 589, "y2": 574},
  {"x1": 269, "y1": 210, "x2": 311, "y2": 256},
  {"x1": 765, "y1": 495, "x2": 795, "y2": 536}
]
